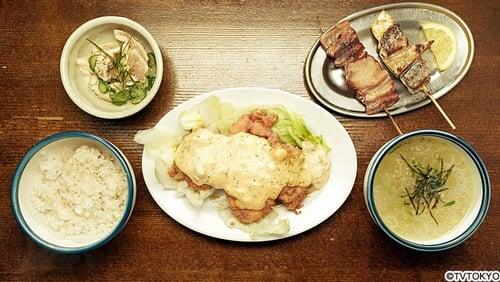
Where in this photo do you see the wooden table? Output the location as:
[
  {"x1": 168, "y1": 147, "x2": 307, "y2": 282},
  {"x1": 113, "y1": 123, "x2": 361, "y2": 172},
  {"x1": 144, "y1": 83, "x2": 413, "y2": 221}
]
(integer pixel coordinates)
[{"x1": 0, "y1": 1, "x2": 498, "y2": 280}]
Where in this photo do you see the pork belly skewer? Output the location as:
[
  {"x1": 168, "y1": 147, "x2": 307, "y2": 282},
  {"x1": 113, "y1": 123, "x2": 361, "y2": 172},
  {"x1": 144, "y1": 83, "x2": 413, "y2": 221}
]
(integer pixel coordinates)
[
  {"x1": 320, "y1": 21, "x2": 403, "y2": 134},
  {"x1": 372, "y1": 11, "x2": 456, "y2": 129}
]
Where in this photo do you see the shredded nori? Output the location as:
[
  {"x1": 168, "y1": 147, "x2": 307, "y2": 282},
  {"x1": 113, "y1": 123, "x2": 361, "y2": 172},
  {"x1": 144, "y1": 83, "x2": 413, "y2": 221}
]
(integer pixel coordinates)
[{"x1": 400, "y1": 155, "x2": 454, "y2": 225}]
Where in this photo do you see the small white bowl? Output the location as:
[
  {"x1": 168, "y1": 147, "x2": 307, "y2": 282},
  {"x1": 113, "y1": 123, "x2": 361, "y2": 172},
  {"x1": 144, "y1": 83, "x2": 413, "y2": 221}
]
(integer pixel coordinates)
[
  {"x1": 60, "y1": 16, "x2": 163, "y2": 119},
  {"x1": 11, "y1": 131, "x2": 137, "y2": 253}
]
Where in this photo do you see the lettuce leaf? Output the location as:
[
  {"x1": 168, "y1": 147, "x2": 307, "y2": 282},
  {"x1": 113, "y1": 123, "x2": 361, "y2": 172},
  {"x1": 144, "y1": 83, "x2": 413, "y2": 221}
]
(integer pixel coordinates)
[
  {"x1": 179, "y1": 110, "x2": 204, "y2": 130},
  {"x1": 180, "y1": 96, "x2": 248, "y2": 134},
  {"x1": 134, "y1": 127, "x2": 184, "y2": 159},
  {"x1": 176, "y1": 181, "x2": 214, "y2": 208},
  {"x1": 268, "y1": 106, "x2": 329, "y2": 150},
  {"x1": 179, "y1": 99, "x2": 328, "y2": 151}
]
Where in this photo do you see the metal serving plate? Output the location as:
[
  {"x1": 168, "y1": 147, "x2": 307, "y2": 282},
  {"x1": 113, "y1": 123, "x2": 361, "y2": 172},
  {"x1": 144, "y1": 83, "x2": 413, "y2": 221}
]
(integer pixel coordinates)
[{"x1": 304, "y1": 2, "x2": 474, "y2": 118}]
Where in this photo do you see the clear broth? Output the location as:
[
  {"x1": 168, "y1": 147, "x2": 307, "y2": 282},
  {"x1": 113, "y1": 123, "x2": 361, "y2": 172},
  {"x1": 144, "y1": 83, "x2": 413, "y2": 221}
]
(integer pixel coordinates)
[{"x1": 373, "y1": 136, "x2": 480, "y2": 243}]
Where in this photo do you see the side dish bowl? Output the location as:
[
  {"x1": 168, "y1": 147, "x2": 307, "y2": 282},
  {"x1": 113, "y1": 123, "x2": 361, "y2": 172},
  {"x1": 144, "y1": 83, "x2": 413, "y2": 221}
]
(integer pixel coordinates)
[
  {"x1": 60, "y1": 16, "x2": 163, "y2": 119},
  {"x1": 11, "y1": 131, "x2": 136, "y2": 253},
  {"x1": 364, "y1": 130, "x2": 490, "y2": 251}
]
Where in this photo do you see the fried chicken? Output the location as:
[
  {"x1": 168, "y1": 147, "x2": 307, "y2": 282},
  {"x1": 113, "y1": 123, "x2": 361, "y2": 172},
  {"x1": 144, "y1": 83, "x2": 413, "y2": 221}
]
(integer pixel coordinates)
[
  {"x1": 278, "y1": 186, "x2": 307, "y2": 213},
  {"x1": 229, "y1": 110, "x2": 278, "y2": 138},
  {"x1": 170, "y1": 110, "x2": 313, "y2": 224},
  {"x1": 168, "y1": 163, "x2": 211, "y2": 191},
  {"x1": 227, "y1": 195, "x2": 276, "y2": 224}
]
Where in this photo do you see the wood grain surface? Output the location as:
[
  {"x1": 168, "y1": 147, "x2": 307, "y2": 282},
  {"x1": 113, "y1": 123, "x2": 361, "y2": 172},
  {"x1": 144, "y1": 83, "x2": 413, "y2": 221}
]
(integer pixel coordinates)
[{"x1": 0, "y1": 0, "x2": 498, "y2": 281}]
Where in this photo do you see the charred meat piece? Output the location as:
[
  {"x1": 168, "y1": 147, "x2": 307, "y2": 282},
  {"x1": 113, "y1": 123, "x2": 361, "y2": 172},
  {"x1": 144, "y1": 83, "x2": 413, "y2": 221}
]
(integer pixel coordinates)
[
  {"x1": 227, "y1": 195, "x2": 275, "y2": 224},
  {"x1": 344, "y1": 56, "x2": 399, "y2": 114},
  {"x1": 380, "y1": 24, "x2": 408, "y2": 56},
  {"x1": 372, "y1": 11, "x2": 408, "y2": 57},
  {"x1": 320, "y1": 21, "x2": 367, "y2": 68},
  {"x1": 371, "y1": 11, "x2": 396, "y2": 41},
  {"x1": 372, "y1": 11, "x2": 435, "y2": 95},
  {"x1": 382, "y1": 42, "x2": 432, "y2": 77},
  {"x1": 332, "y1": 41, "x2": 367, "y2": 68},
  {"x1": 345, "y1": 56, "x2": 390, "y2": 90},
  {"x1": 362, "y1": 78, "x2": 399, "y2": 114},
  {"x1": 278, "y1": 186, "x2": 307, "y2": 213},
  {"x1": 401, "y1": 57, "x2": 431, "y2": 93},
  {"x1": 320, "y1": 21, "x2": 400, "y2": 114}
]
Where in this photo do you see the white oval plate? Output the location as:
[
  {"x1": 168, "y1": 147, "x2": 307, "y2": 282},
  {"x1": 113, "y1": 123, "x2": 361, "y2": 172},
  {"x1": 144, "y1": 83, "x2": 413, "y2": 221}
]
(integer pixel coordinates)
[{"x1": 141, "y1": 87, "x2": 357, "y2": 242}]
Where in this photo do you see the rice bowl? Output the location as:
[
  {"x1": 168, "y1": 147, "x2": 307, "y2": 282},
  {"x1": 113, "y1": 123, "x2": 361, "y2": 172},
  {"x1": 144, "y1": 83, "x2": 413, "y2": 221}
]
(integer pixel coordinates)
[{"x1": 11, "y1": 131, "x2": 136, "y2": 253}]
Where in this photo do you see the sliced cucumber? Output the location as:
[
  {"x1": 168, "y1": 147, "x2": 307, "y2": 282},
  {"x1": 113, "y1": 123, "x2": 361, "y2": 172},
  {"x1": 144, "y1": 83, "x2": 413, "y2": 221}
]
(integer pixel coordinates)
[
  {"x1": 130, "y1": 86, "x2": 147, "y2": 104},
  {"x1": 98, "y1": 79, "x2": 109, "y2": 93},
  {"x1": 146, "y1": 75, "x2": 155, "y2": 90},
  {"x1": 88, "y1": 55, "x2": 98, "y2": 72},
  {"x1": 147, "y1": 52, "x2": 156, "y2": 68},
  {"x1": 110, "y1": 89, "x2": 130, "y2": 106},
  {"x1": 140, "y1": 79, "x2": 150, "y2": 91}
]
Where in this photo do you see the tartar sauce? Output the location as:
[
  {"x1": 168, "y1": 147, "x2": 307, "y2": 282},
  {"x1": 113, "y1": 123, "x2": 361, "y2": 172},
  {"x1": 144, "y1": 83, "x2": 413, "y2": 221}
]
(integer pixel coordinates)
[{"x1": 174, "y1": 128, "x2": 330, "y2": 210}]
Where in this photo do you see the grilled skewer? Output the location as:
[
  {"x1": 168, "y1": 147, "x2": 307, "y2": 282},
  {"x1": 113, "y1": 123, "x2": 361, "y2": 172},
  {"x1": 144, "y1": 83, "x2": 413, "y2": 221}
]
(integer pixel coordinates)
[
  {"x1": 320, "y1": 21, "x2": 400, "y2": 116},
  {"x1": 372, "y1": 11, "x2": 456, "y2": 129}
]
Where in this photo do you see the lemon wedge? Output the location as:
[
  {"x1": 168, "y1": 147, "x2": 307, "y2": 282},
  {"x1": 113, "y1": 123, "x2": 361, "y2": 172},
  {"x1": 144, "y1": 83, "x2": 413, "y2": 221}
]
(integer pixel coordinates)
[{"x1": 420, "y1": 21, "x2": 457, "y2": 71}]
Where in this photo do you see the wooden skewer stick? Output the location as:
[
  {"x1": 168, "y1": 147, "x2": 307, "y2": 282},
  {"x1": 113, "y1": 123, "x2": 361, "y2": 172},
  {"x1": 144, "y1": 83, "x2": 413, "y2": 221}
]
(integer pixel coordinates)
[
  {"x1": 316, "y1": 16, "x2": 324, "y2": 33},
  {"x1": 384, "y1": 108, "x2": 403, "y2": 135},
  {"x1": 422, "y1": 86, "x2": 456, "y2": 130}
]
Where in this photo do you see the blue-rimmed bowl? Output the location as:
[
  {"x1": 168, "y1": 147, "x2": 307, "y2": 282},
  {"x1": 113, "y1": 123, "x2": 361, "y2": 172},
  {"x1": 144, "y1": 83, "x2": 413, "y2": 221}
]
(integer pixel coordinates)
[
  {"x1": 11, "y1": 131, "x2": 136, "y2": 253},
  {"x1": 364, "y1": 130, "x2": 490, "y2": 251}
]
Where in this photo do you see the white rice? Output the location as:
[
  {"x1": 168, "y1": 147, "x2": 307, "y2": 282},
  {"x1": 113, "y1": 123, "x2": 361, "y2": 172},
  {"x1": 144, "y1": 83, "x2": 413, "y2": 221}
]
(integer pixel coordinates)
[{"x1": 32, "y1": 145, "x2": 128, "y2": 238}]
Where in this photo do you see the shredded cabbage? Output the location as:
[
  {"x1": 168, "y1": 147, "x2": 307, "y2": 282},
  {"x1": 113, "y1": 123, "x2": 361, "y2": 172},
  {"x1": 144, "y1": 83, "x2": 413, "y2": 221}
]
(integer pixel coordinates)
[
  {"x1": 176, "y1": 181, "x2": 214, "y2": 208},
  {"x1": 268, "y1": 106, "x2": 329, "y2": 150},
  {"x1": 179, "y1": 98, "x2": 328, "y2": 152},
  {"x1": 134, "y1": 127, "x2": 185, "y2": 159},
  {"x1": 180, "y1": 96, "x2": 247, "y2": 134},
  {"x1": 215, "y1": 196, "x2": 290, "y2": 239},
  {"x1": 179, "y1": 110, "x2": 204, "y2": 130},
  {"x1": 154, "y1": 158, "x2": 177, "y2": 189}
]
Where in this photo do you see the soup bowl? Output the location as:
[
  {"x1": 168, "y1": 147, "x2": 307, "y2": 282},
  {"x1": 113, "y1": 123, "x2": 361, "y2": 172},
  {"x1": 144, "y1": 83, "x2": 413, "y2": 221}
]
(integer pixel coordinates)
[{"x1": 364, "y1": 130, "x2": 490, "y2": 251}]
